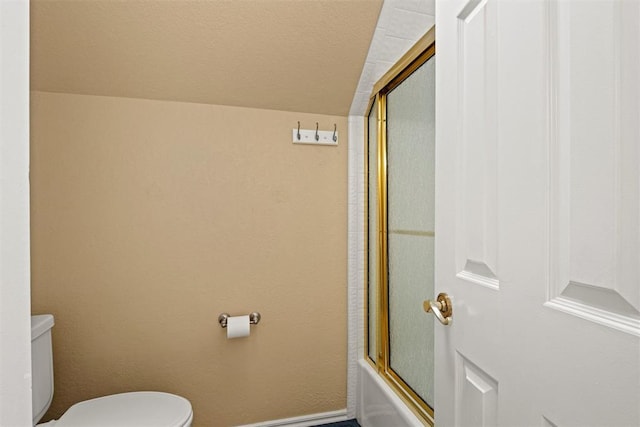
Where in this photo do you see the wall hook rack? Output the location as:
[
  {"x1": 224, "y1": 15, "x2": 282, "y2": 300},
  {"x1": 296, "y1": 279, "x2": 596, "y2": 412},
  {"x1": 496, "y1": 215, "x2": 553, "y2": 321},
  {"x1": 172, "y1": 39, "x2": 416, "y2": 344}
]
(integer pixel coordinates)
[{"x1": 292, "y1": 122, "x2": 338, "y2": 146}]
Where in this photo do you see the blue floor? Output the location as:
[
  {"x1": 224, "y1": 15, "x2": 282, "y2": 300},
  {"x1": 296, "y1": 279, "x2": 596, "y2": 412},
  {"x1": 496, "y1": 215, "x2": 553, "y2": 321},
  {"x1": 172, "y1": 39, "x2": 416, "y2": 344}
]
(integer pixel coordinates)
[{"x1": 312, "y1": 420, "x2": 360, "y2": 427}]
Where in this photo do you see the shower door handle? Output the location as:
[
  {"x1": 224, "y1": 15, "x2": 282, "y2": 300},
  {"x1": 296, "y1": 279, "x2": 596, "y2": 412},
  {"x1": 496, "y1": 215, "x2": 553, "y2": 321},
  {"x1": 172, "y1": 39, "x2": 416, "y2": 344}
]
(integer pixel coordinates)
[{"x1": 423, "y1": 293, "x2": 453, "y2": 326}]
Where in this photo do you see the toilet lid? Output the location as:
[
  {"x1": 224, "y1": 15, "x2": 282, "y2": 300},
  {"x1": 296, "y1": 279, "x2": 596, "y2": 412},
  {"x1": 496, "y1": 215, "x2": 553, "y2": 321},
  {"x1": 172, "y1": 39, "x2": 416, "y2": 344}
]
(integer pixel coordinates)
[{"x1": 55, "y1": 392, "x2": 193, "y2": 427}]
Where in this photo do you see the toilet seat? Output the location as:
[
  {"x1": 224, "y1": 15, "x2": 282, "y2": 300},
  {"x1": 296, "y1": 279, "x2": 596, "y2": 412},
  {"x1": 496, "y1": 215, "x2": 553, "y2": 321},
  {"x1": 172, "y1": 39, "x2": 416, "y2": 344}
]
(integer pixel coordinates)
[{"x1": 53, "y1": 391, "x2": 193, "y2": 427}]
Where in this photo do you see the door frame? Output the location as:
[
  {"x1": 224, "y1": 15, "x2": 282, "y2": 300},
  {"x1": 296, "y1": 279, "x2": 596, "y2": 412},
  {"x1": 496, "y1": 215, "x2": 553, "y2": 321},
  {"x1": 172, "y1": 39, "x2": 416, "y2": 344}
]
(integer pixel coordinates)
[{"x1": 0, "y1": 0, "x2": 33, "y2": 424}]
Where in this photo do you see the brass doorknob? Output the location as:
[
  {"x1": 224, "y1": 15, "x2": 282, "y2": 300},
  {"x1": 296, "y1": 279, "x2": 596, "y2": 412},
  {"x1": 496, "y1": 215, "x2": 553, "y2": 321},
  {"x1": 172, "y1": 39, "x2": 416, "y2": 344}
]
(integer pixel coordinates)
[{"x1": 423, "y1": 293, "x2": 453, "y2": 325}]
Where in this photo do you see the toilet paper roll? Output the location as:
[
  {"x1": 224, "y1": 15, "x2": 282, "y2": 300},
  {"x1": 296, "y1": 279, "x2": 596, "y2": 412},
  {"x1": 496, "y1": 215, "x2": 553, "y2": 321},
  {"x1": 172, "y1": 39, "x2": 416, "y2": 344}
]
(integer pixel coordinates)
[{"x1": 226, "y1": 315, "x2": 251, "y2": 339}]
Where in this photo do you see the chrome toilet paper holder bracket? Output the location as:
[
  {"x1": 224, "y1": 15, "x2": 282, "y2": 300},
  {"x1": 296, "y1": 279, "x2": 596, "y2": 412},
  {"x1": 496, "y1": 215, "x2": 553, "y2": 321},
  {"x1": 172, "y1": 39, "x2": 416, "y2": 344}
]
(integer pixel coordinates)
[{"x1": 218, "y1": 312, "x2": 261, "y2": 328}]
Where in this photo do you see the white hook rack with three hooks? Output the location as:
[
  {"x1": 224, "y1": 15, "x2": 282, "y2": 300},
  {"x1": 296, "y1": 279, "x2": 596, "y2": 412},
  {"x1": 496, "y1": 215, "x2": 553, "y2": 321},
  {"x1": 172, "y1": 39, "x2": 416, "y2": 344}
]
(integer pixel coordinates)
[{"x1": 292, "y1": 122, "x2": 338, "y2": 146}]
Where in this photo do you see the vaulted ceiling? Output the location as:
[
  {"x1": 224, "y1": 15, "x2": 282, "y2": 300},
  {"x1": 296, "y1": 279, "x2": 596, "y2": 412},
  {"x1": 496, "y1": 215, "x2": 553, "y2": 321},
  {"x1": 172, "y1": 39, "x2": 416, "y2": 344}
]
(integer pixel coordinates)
[{"x1": 30, "y1": 0, "x2": 383, "y2": 116}]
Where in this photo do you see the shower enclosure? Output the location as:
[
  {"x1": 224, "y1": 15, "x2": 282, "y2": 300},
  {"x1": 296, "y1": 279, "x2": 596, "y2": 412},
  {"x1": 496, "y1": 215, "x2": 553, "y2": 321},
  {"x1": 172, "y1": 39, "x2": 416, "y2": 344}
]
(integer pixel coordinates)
[{"x1": 364, "y1": 30, "x2": 436, "y2": 426}]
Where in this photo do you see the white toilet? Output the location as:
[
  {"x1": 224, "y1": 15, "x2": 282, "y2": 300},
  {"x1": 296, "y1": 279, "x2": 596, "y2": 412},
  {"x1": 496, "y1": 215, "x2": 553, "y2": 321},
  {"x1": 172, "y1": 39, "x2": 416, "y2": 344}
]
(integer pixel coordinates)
[{"x1": 31, "y1": 314, "x2": 193, "y2": 427}]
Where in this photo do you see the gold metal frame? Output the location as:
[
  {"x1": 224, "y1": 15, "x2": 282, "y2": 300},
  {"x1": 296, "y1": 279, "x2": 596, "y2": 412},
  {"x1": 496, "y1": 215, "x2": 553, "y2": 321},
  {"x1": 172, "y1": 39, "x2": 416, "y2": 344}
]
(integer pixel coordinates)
[
  {"x1": 364, "y1": 27, "x2": 436, "y2": 426},
  {"x1": 364, "y1": 95, "x2": 377, "y2": 369}
]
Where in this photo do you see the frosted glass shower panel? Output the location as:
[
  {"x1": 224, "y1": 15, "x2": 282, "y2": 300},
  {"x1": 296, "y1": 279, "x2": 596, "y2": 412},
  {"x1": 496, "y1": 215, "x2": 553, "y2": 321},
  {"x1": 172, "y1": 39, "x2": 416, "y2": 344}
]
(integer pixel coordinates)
[
  {"x1": 367, "y1": 101, "x2": 379, "y2": 362},
  {"x1": 386, "y1": 57, "x2": 436, "y2": 406}
]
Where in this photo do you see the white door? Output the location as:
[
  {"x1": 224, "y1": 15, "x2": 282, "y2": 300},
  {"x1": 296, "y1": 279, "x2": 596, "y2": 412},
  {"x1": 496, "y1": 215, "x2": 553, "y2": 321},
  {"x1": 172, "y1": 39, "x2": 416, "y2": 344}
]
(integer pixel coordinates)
[
  {"x1": 433, "y1": 0, "x2": 640, "y2": 425},
  {"x1": 0, "y1": 1, "x2": 33, "y2": 425}
]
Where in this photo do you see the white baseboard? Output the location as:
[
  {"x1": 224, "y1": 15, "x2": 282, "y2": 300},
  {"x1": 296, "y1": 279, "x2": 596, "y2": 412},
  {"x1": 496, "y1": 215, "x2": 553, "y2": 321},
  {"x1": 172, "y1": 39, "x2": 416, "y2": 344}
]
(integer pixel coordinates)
[{"x1": 235, "y1": 409, "x2": 348, "y2": 427}]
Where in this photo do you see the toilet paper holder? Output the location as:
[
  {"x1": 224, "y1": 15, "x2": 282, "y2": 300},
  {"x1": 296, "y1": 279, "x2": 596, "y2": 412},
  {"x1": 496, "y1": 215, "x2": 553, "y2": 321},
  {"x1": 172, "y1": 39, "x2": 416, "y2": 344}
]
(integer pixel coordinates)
[{"x1": 218, "y1": 312, "x2": 261, "y2": 328}]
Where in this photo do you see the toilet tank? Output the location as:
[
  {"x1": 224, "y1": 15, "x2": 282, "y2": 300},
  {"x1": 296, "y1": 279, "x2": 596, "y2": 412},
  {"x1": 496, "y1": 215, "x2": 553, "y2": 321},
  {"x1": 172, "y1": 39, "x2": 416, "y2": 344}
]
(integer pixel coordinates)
[{"x1": 31, "y1": 314, "x2": 54, "y2": 426}]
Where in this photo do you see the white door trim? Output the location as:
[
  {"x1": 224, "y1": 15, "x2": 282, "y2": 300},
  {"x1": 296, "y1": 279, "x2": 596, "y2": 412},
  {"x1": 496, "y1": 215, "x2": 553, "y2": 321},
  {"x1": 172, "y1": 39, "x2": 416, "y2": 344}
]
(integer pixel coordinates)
[{"x1": 0, "y1": 0, "x2": 33, "y2": 425}]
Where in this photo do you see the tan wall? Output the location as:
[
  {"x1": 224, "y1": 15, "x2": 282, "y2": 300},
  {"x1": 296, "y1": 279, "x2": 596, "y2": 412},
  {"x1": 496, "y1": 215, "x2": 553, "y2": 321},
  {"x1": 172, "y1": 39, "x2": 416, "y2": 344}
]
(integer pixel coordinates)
[{"x1": 30, "y1": 91, "x2": 348, "y2": 427}]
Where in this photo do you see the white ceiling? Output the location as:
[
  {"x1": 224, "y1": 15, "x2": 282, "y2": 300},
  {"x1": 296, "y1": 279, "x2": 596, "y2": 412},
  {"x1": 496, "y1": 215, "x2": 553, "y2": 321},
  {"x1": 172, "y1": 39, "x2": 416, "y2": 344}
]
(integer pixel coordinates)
[{"x1": 31, "y1": 0, "x2": 383, "y2": 116}]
